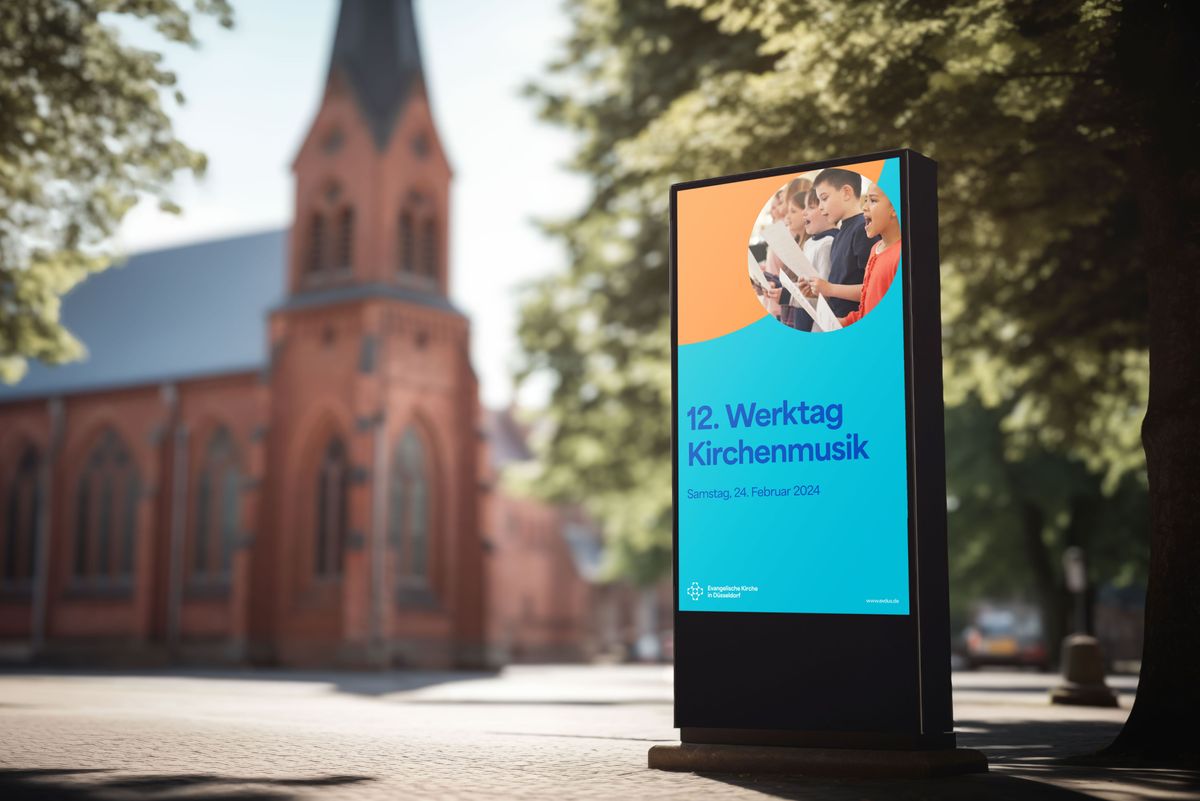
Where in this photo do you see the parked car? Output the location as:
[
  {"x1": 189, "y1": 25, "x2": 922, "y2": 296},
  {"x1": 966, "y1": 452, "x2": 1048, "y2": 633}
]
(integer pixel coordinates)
[{"x1": 963, "y1": 607, "x2": 1049, "y2": 671}]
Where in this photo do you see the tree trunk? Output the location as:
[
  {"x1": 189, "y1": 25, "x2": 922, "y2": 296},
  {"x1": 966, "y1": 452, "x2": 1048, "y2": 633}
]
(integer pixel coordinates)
[
  {"x1": 1063, "y1": 495, "x2": 1094, "y2": 636},
  {"x1": 1105, "y1": 1, "x2": 1200, "y2": 765},
  {"x1": 1019, "y1": 501, "x2": 1067, "y2": 668}
]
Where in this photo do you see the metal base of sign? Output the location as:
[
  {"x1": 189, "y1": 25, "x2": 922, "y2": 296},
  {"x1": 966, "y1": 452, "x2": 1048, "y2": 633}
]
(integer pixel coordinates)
[
  {"x1": 679, "y1": 725, "x2": 956, "y2": 750},
  {"x1": 648, "y1": 743, "x2": 988, "y2": 779}
]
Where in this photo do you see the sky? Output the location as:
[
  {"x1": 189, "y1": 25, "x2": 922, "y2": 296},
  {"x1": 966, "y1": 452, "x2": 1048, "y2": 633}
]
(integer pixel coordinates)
[{"x1": 116, "y1": 0, "x2": 587, "y2": 408}]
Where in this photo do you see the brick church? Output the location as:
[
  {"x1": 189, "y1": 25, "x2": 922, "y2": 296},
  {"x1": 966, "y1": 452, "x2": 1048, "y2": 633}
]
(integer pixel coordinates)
[{"x1": 0, "y1": 0, "x2": 656, "y2": 668}]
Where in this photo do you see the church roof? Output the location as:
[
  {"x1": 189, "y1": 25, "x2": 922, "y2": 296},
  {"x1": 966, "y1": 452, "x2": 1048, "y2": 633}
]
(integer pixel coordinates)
[
  {"x1": 0, "y1": 226, "x2": 468, "y2": 407},
  {"x1": 0, "y1": 228, "x2": 466, "y2": 404},
  {"x1": 328, "y1": 0, "x2": 426, "y2": 149},
  {"x1": 0, "y1": 230, "x2": 287, "y2": 403}
]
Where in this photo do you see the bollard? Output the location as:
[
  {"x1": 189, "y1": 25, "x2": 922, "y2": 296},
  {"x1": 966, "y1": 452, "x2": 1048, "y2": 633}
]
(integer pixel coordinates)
[{"x1": 1049, "y1": 634, "x2": 1118, "y2": 707}]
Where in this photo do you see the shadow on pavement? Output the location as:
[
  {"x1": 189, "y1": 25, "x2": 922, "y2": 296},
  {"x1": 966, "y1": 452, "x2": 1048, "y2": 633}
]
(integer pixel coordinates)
[
  {"x1": 0, "y1": 769, "x2": 373, "y2": 801},
  {"x1": 950, "y1": 684, "x2": 1135, "y2": 696},
  {"x1": 702, "y1": 772, "x2": 1098, "y2": 800},
  {"x1": 0, "y1": 665, "x2": 498, "y2": 698},
  {"x1": 956, "y1": 717, "x2": 1124, "y2": 762},
  {"x1": 962, "y1": 717, "x2": 1198, "y2": 795},
  {"x1": 1002, "y1": 762, "x2": 1200, "y2": 794},
  {"x1": 680, "y1": 717, "x2": 1198, "y2": 800}
]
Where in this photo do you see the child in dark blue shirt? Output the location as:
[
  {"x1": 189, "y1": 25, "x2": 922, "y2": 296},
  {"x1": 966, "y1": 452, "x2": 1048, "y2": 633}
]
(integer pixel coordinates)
[{"x1": 802, "y1": 168, "x2": 879, "y2": 319}]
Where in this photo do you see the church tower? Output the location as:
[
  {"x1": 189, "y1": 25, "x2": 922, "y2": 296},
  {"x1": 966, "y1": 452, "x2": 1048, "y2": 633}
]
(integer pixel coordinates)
[
  {"x1": 252, "y1": 0, "x2": 486, "y2": 668},
  {"x1": 289, "y1": 0, "x2": 451, "y2": 296}
]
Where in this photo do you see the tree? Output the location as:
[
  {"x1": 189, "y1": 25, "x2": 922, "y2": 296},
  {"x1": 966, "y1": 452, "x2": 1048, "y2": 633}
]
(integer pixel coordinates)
[
  {"x1": 521, "y1": 0, "x2": 1198, "y2": 761},
  {"x1": 516, "y1": 2, "x2": 770, "y2": 583},
  {"x1": 945, "y1": 396, "x2": 1149, "y2": 660},
  {"x1": 0, "y1": 0, "x2": 234, "y2": 383}
]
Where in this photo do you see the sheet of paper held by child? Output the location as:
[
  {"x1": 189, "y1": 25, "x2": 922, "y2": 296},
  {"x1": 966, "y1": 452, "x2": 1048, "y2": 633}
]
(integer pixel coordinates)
[
  {"x1": 816, "y1": 294, "x2": 843, "y2": 331},
  {"x1": 774, "y1": 263, "x2": 823, "y2": 331},
  {"x1": 764, "y1": 220, "x2": 847, "y2": 333},
  {"x1": 761, "y1": 220, "x2": 819, "y2": 282},
  {"x1": 747, "y1": 249, "x2": 773, "y2": 291}
]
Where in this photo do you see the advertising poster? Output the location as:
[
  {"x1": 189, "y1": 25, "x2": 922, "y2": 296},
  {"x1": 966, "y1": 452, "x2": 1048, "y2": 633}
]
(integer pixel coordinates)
[{"x1": 676, "y1": 157, "x2": 910, "y2": 616}]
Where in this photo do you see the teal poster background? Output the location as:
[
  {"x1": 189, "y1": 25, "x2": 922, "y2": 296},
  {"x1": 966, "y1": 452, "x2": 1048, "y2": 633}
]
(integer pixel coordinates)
[{"x1": 677, "y1": 158, "x2": 910, "y2": 615}]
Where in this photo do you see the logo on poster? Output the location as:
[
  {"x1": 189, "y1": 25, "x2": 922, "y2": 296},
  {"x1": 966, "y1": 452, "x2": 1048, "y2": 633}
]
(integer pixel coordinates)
[{"x1": 686, "y1": 582, "x2": 703, "y2": 601}]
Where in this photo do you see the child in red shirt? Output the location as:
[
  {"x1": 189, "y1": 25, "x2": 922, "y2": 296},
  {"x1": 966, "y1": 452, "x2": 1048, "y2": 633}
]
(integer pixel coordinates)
[{"x1": 839, "y1": 182, "x2": 901, "y2": 327}]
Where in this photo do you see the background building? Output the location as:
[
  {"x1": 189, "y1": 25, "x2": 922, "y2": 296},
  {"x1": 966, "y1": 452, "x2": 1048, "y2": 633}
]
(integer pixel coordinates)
[{"x1": 0, "y1": 0, "x2": 649, "y2": 669}]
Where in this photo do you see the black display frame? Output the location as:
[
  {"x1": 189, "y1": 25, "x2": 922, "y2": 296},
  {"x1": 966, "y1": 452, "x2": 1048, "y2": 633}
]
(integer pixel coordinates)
[{"x1": 669, "y1": 149, "x2": 953, "y2": 749}]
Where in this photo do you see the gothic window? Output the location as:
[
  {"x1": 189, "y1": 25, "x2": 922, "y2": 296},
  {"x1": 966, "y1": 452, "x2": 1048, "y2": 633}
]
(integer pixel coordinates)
[
  {"x1": 322, "y1": 128, "x2": 344, "y2": 154},
  {"x1": 336, "y1": 207, "x2": 355, "y2": 270},
  {"x1": 308, "y1": 212, "x2": 326, "y2": 273},
  {"x1": 73, "y1": 428, "x2": 139, "y2": 584},
  {"x1": 388, "y1": 428, "x2": 431, "y2": 588},
  {"x1": 412, "y1": 132, "x2": 430, "y2": 160},
  {"x1": 190, "y1": 428, "x2": 241, "y2": 585},
  {"x1": 399, "y1": 210, "x2": 415, "y2": 274},
  {"x1": 421, "y1": 217, "x2": 438, "y2": 279},
  {"x1": 314, "y1": 437, "x2": 349, "y2": 578},
  {"x1": 2, "y1": 444, "x2": 40, "y2": 584}
]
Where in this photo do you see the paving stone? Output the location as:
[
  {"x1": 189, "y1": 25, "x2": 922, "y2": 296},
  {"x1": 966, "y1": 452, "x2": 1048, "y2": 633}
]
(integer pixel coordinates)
[{"x1": 0, "y1": 666, "x2": 1192, "y2": 800}]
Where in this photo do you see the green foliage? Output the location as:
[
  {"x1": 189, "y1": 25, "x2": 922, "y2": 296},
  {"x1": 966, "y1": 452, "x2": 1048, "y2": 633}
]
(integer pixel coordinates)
[
  {"x1": 516, "y1": 1, "x2": 768, "y2": 582},
  {"x1": 0, "y1": 0, "x2": 233, "y2": 382},
  {"x1": 945, "y1": 396, "x2": 1148, "y2": 635},
  {"x1": 518, "y1": 0, "x2": 1151, "y2": 586}
]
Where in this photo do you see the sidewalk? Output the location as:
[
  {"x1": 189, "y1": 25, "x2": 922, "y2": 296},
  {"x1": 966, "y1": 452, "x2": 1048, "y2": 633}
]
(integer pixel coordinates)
[{"x1": 0, "y1": 666, "x2": 1193, "y2": 800}]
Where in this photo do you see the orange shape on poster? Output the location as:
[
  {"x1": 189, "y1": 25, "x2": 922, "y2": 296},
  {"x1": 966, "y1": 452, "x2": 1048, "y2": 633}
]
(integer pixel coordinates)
[{"x1": 676, "y1": 160, "x2": 884, "y2": 346}]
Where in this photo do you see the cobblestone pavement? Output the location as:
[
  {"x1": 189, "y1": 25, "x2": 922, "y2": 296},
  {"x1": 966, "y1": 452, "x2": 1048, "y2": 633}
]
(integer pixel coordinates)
[{"x1": 0, "y1": 666, "x2": 1195, "y2": 800}]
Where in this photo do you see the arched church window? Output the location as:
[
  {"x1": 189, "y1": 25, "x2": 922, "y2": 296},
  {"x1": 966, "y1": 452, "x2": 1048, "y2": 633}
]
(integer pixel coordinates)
[
  {"x1": 2, "y1": 443, "x2": 41, "y2": 585},
  {"x1": 336, "y1": 207, "x2": 355, "y2": 270},
  {"x1": 191, "y1": 427, "x2": 241, "y2": 585},
  {"x1": 399, "y1": 210, "x2": 415, "y2": 274},
  {"x1": 388, "y1": 428, "x2": 431, "y2": 588},
  {"x1": 412, "y1": 132, "x2": 430, "y2": 160},
  {"x1": 314, "y1": 437, "x2": 349, "y2": 578},
  {"x1": 421, "y1": 218, "x2": 438, "y2": 279},
  {"x1": 308, "y1": 212, "x2": 326, "y2": 273},
  {"x1": 73, "y1": 428, "x2": 139, "y2": 583}
]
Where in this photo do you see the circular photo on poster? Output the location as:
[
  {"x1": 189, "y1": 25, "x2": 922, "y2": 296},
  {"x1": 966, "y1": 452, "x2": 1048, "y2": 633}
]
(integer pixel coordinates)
[{"x1": 747, "y1": 167, "x2": 901, "y2": 332}]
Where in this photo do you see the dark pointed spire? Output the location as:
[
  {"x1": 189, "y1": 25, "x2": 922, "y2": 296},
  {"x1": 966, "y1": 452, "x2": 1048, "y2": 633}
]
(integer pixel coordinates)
[{"x1": 327, "y1": 0, "x2": 426, "y2": 149}]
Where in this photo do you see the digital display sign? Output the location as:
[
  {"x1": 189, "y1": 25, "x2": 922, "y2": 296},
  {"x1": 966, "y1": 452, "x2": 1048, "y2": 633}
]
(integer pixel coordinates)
[
  {"x1": 675, "y1": 157, "x2": 911, "y2": 616},
  {"x1": 666, "y1": 151, "x2": 957, "y2": 754}
]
